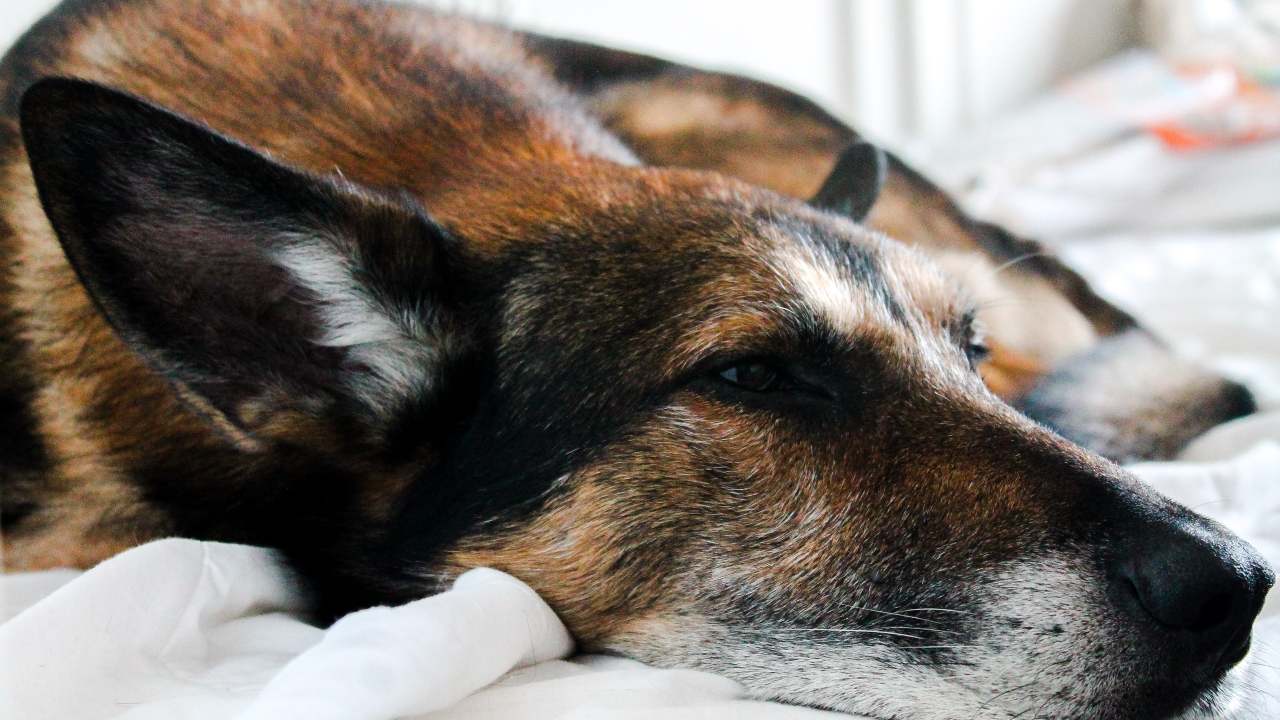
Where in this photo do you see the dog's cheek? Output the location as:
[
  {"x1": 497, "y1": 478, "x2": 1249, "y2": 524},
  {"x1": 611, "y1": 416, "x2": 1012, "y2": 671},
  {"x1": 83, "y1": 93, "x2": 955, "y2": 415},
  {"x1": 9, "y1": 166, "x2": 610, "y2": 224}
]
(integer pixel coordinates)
[{"x1": 439, "y1": 435, "x2": 713, "y2": 646}]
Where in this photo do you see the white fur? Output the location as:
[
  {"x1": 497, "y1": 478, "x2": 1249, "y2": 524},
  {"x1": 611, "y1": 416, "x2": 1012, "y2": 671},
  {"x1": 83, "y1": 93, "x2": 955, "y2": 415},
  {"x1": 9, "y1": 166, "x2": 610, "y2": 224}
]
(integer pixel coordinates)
[
  {"x1": 768, "y1": 243, "x2": 870, "y2": 336},
  {"x1": 274, "y1": 239, "x2": 439, "y2": 410},
  {"x1": 766, "y1": 237, "x2": 974, "y2": 389}
]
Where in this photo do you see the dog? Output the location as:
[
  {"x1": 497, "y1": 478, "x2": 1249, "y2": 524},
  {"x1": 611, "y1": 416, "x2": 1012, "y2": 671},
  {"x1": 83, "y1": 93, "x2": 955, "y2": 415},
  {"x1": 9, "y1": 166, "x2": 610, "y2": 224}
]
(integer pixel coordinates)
[{"x1": 0, "y1": 2, "x2": 1272, "y2": 719}]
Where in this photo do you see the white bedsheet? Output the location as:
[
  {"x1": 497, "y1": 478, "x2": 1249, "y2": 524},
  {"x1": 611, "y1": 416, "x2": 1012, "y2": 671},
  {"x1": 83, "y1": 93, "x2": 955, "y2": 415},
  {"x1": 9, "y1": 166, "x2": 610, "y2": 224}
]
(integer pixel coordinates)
[{"x1": 4, "y1": 225, "x2": 1280, "y2": 719}]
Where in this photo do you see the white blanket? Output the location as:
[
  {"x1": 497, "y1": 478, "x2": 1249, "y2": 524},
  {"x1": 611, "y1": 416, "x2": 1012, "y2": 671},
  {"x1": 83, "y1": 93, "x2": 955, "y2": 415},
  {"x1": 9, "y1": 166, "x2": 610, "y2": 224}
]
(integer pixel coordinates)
[{"x1": 2, "y1": 229, "x2": 1280, "y2": 718}]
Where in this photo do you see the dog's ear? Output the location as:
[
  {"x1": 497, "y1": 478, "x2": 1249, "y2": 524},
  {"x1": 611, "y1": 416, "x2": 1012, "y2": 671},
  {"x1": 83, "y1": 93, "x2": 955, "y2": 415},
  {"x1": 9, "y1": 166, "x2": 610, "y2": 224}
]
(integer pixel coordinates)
[
  {"x1": 808, "y1": 141, "x2": 887, "y2": 221},
  {"x1": 21, "y1": 78, "x2": 467, "y2": 448}
]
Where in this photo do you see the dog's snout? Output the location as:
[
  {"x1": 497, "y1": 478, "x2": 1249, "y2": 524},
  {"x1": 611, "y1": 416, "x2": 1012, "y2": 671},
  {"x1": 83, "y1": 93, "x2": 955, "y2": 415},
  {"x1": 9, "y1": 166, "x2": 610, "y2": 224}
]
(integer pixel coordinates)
[{"x1": 1111, "y1": 518, "x2": 1274, "y2": 674}]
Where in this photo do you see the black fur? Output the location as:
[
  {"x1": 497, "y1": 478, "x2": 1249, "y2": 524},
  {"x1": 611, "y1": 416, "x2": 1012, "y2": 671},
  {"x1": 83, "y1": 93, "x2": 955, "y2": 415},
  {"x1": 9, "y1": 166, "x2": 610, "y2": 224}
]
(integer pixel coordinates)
[{"x1": 809, "y1": 142, "x2": 887, "y2": 221}]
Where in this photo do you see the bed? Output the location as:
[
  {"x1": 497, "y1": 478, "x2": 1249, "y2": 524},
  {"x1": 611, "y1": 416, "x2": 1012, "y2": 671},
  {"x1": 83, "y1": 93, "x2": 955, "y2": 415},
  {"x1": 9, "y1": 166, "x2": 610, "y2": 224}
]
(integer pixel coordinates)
[{"x1": 4, "y1": 47, "x2": 1280, "y2": 720}]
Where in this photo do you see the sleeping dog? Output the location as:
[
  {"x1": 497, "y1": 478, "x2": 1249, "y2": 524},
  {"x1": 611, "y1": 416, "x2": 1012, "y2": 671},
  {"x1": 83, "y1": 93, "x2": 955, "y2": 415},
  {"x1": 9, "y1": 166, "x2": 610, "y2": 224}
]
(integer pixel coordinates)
[{"x1": 0, "y1": 2, "x2": 1272, "y2": 719}]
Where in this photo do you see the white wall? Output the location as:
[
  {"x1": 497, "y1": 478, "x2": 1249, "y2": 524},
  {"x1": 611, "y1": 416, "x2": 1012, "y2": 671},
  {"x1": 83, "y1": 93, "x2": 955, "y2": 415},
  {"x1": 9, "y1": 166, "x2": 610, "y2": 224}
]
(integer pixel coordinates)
[
  {"x1": 0, "y1": 0, "x2": 1138, "y2": 144},
  {"x1": 963, "y1": 0, "x2": 1139, "y2": 126},
  {"x1": 450, "y1": 0, "x2": 848, "y2": 122},
  {"x1": 1, "y1": 0, "x2": 58, "y2": 53}
]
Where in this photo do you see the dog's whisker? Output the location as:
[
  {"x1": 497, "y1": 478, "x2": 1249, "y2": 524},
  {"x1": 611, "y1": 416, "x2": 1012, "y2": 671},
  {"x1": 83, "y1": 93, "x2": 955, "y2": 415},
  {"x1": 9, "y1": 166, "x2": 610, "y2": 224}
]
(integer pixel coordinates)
[
  {"x1": 873, "y1": 658, "x2": 977, "y2": 668},
  {"x1": 833, "y1": 601, "x2": 949, "y2": 624},
  {"x1": 989, "y1": 252, "x2": 1048, "y2": 277},
  {"x1": 871, "y1": 625, "x2": 966, "y2": 635},
  {"x1": 979, "y1": 657, "x2": 1072, "y2": 712},
  {"x1": 890, "y1": 602, "x2": 977, "y2": 614},
  {"x1": 973, "y1": 298, "x2": 1020, "y2": 313},
  {"x1": 766, "y1": 628, "x2": 930, "y2": 641},
  {"x1": 977, "y1": 679, "x2": 1040, "y2": 710}
]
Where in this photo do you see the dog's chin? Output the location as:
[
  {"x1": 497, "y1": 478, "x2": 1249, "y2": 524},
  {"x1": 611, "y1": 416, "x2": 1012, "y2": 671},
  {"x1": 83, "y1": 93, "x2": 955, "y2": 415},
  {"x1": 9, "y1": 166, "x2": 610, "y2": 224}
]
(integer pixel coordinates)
[
  {"x1": 787, "y1": 670, "x2": 1247, "y2": 720},
  {"x1": 1173, "y1": 653, "x2": 1260, "y2": 720}
]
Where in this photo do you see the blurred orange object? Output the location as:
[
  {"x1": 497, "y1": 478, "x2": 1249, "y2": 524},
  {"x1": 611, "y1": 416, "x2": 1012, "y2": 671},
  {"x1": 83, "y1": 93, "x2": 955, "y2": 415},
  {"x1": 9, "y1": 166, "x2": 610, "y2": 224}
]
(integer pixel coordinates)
[{"x1": 1148, "y1": 65, "x2": 1280, "y2": 150}]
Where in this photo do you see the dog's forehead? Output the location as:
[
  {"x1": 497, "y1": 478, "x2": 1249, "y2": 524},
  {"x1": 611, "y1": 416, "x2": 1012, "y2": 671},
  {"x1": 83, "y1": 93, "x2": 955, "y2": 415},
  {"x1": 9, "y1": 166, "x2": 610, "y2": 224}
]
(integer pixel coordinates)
[
  {"x1": 721, "y1": 214, "x2": 960, "y2": 332},
  {"x1": 765, "y1": 219, "x2": 953, "y2": 322},
  {"x1": 493, "y1": 195, "x2": 966, "y2": 384}
]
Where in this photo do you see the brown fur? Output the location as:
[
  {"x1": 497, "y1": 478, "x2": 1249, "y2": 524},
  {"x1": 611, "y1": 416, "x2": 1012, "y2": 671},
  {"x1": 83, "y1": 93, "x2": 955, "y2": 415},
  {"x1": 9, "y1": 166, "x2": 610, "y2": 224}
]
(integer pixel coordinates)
[{"x1": 568, "y1": 68, "x2": 1113, "y2": 369}]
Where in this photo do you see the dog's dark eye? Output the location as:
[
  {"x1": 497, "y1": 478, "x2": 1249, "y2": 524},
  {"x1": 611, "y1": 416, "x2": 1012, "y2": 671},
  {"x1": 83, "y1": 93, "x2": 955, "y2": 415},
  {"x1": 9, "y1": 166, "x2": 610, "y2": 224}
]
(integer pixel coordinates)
[
  {"x1": 959, "y1": 313, "x2": 990, "y2": 370},
  {"x1": 966, "y1": 340, "x2": 991, "y2": 368},
  {"x1": 717, "y1": 361, "x2": 784, "y2": 392}
]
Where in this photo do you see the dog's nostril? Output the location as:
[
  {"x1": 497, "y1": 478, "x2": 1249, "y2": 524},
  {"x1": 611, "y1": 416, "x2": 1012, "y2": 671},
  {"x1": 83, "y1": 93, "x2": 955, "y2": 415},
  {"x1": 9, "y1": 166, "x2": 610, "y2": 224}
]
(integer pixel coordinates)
[
  {"x1": 1222, "y1": 630, "x2": 1252, "y2": 668},
  {"x1": 1111, "y1": 520, "x2": 1272, "y2": 675},
  {"x1": 1123, "y1": 543, "x2": 1241, "y2": 633},
  {"x1": 1182, "y1": 591, "x2": 1232, "y2": 633},
  {"x1": 1123, "y1": 566, "x2": 1230, "y2": 632}
]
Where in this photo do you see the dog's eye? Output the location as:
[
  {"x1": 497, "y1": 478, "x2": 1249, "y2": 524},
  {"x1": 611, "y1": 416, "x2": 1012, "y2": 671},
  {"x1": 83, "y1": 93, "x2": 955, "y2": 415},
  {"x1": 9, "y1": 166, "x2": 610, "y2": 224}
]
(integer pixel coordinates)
[
  {"x1": 966, "y1": 340, "x2": 991, "y2": 368},
  {"x1": 717, "y1": 361, "x2": 784, "y2": 392},
  {"x1": 960, "y1": 314, "x2": 990, "y2": 369}
]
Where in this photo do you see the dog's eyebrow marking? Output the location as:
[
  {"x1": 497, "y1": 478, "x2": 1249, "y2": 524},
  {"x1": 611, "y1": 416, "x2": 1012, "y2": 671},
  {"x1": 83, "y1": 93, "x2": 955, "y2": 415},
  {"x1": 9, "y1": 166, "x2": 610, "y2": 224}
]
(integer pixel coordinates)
[
  {"x1": 773, "y1": 246, "x2": 861, "y2": 335},
  {"x1": 767, "y1": 240, "x2": 901, "y2": 338},
  {"x1": 273, "y1": 238, "x2": 439, "y2": 409}
]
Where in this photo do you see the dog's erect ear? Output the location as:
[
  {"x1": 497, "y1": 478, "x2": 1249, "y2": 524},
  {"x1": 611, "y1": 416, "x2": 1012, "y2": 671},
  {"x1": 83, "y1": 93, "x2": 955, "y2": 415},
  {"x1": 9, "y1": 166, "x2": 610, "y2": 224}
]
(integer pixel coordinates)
[
  {"x1": 21, "y1": 78, "x2": 465, "y2": 447},
  {"x1": 808, "y1": 141, "x2": 887, "y2": 221}
]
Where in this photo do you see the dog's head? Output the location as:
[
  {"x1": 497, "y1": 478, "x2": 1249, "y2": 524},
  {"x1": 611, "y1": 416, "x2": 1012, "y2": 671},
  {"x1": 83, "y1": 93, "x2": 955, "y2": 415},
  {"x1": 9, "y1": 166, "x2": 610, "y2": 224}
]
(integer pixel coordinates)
[{"x1": 22, "y1": 78, "x2": 1273, "y2": 719}]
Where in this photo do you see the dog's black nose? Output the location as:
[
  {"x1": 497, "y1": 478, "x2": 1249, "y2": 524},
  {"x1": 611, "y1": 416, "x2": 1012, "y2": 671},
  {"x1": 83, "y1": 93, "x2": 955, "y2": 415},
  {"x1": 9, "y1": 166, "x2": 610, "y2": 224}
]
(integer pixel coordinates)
[{"x1": 1112, "y1": 518, "x2": 1274, "y2": 675}]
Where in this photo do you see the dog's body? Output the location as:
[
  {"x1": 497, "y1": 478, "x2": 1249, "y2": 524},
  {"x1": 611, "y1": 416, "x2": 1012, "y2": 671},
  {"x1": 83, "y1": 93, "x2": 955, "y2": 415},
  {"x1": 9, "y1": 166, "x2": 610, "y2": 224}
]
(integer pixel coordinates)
[{"x1": 0, "y1": 2, "x2": 1272, "y2": 719}]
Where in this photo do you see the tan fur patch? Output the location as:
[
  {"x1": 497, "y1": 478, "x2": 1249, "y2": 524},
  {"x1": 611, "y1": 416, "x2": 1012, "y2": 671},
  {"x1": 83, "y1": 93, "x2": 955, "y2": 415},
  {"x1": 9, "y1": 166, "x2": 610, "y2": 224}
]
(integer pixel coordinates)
[
  {"x1": 593, "y1": 80, "x2": 846, "y2": 199},
  {"x1": 440, "y1": 420, "x2": 708, "y2": 645},
  {"x1": 929, "y1": 248, "x2": 1096, "y2": 365},
  {"x1": 981, "y1": 340, "x2": 1048, "y2": 400}
]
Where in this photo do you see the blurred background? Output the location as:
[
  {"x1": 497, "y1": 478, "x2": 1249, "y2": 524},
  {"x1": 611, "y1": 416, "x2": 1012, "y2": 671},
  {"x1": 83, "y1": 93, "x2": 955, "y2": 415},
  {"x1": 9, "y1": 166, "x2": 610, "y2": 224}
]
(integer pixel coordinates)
[{"x1": 4, "y1": 0, "x2": 1278, "y2": 242}]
